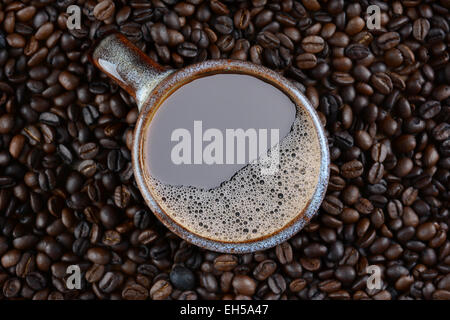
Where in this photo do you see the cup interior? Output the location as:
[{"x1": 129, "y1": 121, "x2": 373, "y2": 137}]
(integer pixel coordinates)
[{"x1": 132, "y1": 60, "x2": 330, "y2": 253}]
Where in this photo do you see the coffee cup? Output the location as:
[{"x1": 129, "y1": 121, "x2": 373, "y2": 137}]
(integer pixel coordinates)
[{"x1": 90, "y1": 32, "x2": 329, "y2": 253}]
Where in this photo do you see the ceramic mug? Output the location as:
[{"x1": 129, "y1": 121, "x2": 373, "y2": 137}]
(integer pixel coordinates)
[{"x1": 90, "y1": 32, "x2": 329, "y2": 253}]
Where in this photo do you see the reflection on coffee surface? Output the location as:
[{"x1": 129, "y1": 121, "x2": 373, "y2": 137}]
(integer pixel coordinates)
[{"x1": 143, "y1": 74, "x2": 321, "y2": 242}]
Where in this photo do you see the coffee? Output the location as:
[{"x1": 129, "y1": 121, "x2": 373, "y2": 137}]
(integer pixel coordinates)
[{"x1": 142, "y1": 73, "x2": 322, "y2": 242}]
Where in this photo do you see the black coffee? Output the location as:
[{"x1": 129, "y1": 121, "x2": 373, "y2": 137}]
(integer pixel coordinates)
[{"x1": 143, "y1": 73, "x2": 321, "y2": 242}]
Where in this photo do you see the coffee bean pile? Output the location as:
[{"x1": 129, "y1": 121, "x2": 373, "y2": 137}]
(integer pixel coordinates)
[{"x1": 0, "y1": 0, "x2": 449, "y2": 300}]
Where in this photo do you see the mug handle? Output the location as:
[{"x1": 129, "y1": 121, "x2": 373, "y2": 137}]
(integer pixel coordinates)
[{"x1": 89, "y1": 32, "x2": 173, "y2": 110}]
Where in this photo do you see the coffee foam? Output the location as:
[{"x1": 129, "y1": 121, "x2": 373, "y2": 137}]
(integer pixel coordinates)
[{"x1": 147, "y1": 107, "x2": 321, "y2": 242}]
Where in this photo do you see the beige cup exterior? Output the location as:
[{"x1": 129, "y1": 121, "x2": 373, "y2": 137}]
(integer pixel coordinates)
[{"x1": 90, "y1": 33, "x2": 330, "y2": 253}]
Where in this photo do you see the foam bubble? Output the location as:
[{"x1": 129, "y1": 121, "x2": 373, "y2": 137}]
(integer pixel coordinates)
[{"x1": 147, "y1": 107, "x2": 321, "y2": 242}]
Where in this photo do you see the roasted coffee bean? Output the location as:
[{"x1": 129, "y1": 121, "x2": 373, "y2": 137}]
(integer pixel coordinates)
[
  {"x1": 26, "y1": 272, "x2": 47, "y2": 291},
  {"x1": 200, "y1": 272, "x2": 219, "y2": 293},
  {"x1": 377, "y1": 32, "x2": 401, "y2": 50},
  {"x1": 319, "y1": 279, "x2": 341, "y2": 293},
  {"x1": 214, "y1": 255, "x2": 238, "y2": 272},
  {"x1": 100, "y1": 205, "x2": 120, "y2": 229},
  {"x1": 214, "y1": 16, "x2": 233, "y2": 35},
  {"x1": 86, "y1": 264, "x2": 105, "y2": 284},
  {"x1": 296, "y1": 53, "x2": 317, "y2": 69},
  {"x1": 342, "y1": 185, "x2": 360, "y2": 204},
  {"x1": 87, "y1": 247, "x2": 111, "y2": 265},
  {"x1": 9, "y1": 135, "x2": 26, "y2": 159},
  {"x1": 13, "y1": 235, "x2": 38, "y2": 250},
  {"x1": 150, "y1": 279, "x2": 172, "y2": 300},
  {"x1": 341, "y1": 160, "x2": 363, "y2": 179},
  {"x1": 174, "y1": 3, "x2": 195, "y2": 17},
  {"x1": 345, "y1": 43, "x2": 369, "y2": 60},
  {"x1": 170, "y1": 265, "x2": 195, "y2": 290},
  {"x1": 371, "y1": 143, "x2": 387, "y2": 162},
  {"x1": 114, "y1": 185, "x2": 130, "y2": 209},
  {"x1": 138, "y1": 230, "x2": 158, "y2": 245},
  {"x1": 94, "y1": 0, "x2": 115, "y2": 21},
  {"x1": 290, "y1": 278, "x2": 307, "y2": 293},
  {"x1": 150, "y1": 23, "x2": 169, "y2": 45},
  {"x1": 82, "y1": 105, "x2": 99, "y2": 125},
  {"x1": 394, "y1": 135, "x2": 416, "y2": 154},
  {"x1": 79, "y1": 142, "x2": 99, "y2": 160},
  {"x1": 66, "y1": 171, "x2": 84, "y2": 194},
  {"x1": 368, "y1": 163, "x2": 384, "y2": 184},
  {"x1": 413, "y1": 18, "x2": 430, "y2": 41},
  {"x1": 209, "y1": 0, "x2": 229, "y2": 15},
  {"x1": 134, "y1": 209, "x2": 151, "y2": 229},
  {"x1": 58, "y1": 71, "x2": 79, "y2": 91},
  {"x1": 334, "y1": 131, "x2": 353, "y2": 150},
  {"x1": 232, "y1": 275, "x2": 256, "y2": 296},
  {"x1": 432, "y1": 123, "x2": 449, "y2": 141},
  {"x1": 177, "y1": 42, "x2": 198, "y2": 58},
  {"x1": 272, "y1": 244, "x2": 292, "y2": 265},
  {"x1": 0, "y1": 176, "x2": 15, "y2": 188},
  {"x1": 355, "y1": 198, "x2": 374, "y2": 215},
  {"x1": 107, "y1": 150, "x2": 125, "y2": 172},
  {"x1": 304, "y1": 243, "x2": 327, "y2": 258},
  {"x1": 300, "y1": 257, "x2": 321, "y2": 272},
  {"x1": 39, "y1": 112, "x2": 60, "y2": 126},
  {"x1": 335, "y1": 266, "x2": 356, "y2": 285},
  {"x1": 1, "y1": 249, "x2": 21, "y2": 268},
  {"x1": 78, "y1": 160, "x2": 96, "y2": 177},
  {"x1": 257, "y1": 31, "x2": 280, "y2": 49},
  {"x1": 268, "y1": 274, "x2": 286, "y2": 294},
  {"x1": 57, "y1": 144, "x2": 73, "y2": 164},
  {"x1": 321, "y1": 195, "x2": 343, "y2": 215},
  {"x1": 253, "y1": 260, "x2": 277, "y2": 281},
  {"x1": 0, "y1": 114, "x2": 15, "y2": 134},
  {"x1": 3, "y1": 278, "x2": 21, "y2": 298},
  {"x1": 121, "y1": 283, "x2": 148, "y2": 300},
  {"x1": 102, "y1": 230, "x2": 121, "y2": 246},
  {"x1": 371, "y1": 73, "x2": 393, "y2": 95},
  {"x1": 38, "y1": 169, "x2": 56, "y2": 192},
  {"x1": 99, "y1": 271, "x2": 123, "y2": 293},
  {"x1": 15, "y1": 252, "x2": 35, "y2": 278},
  {"x1": 354, "y1": 130, "x2": 372, "y2": 150},
  {"x1": 419, "y1": 101, "x2": 441, "y2": 119},
  {"x1": 234, "y1": 9, "x2": 251, "y2": 30},
  {"x1": 302, "y1": 36, "x2": 324, "y2": 53},
  {"x1": 416, "y1": 222, "x2": 437, "y2": 241}
]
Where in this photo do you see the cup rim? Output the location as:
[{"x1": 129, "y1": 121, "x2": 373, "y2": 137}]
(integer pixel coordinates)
[{"x1": 132, "y1": 59, "x2": 330, "y2": 253}]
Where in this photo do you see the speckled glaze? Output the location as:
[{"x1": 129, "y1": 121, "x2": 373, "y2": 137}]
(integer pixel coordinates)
[
  {"x1": 91, "y1": 33, "x2": 330, "y2": 254},
  {"x1": 90, "y1": 33, "x2": 173, "y2": 108}
]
